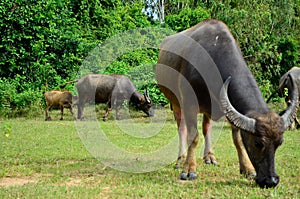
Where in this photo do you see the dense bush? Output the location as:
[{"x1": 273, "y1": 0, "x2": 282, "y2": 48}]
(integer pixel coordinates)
[
  {"x1": 208, "y1": 0, "x2": 299, "y2": 87},
  {"x1": 165, "y1": 6, "x2": 210, "y2": 31},
  {"x1": 0, "y1": 0, "x2": 299, "y2": 117},
  {"x1": 0, "y1": 77, "x2": 42, "y2": 117}
]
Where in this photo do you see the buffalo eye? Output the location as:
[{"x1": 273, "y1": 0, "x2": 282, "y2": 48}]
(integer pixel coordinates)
[{"x1": 255, "y1": 140, "x2": 264, "y2": 150}]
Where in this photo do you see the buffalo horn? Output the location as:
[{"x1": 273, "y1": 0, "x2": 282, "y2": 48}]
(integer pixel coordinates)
[
  {"x1": 219, "y1": 76, "x2": 256, "y2": 133},
  {"x1": 144, "y1": 87, "x2": 151, "y2": 103},
  {"x1": 279, "y1": 74, "x2": 299, "y2": 130}
]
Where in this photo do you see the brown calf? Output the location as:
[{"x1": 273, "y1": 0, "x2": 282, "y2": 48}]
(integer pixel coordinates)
[{"x1": 44, "y1": 90, "x2": 75, "y2": 121}]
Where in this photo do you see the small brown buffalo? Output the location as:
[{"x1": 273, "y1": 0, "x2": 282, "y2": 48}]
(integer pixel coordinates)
[{"x1": 44, "y1": 90, "x2": 76, "y2": 121}]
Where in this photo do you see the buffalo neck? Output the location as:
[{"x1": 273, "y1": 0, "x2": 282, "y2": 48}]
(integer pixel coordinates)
[
  {"x1": 228, "y1": 72, "x2": 270, "y2": 115},
  {"x1": 130, "y1": 90, "x2": 143, "y2": 104}
]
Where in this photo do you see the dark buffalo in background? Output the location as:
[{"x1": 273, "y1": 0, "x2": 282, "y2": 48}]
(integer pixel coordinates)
[
  {"x1": 44, "y1": 90, "x2": 76, "y2": 121},
  {"x1": 156, "y1": 19, "x2": 298, "y2": 188},
  {"x1": 267, "y1": 67, "x2": 300, "y2": 129},
  {"x1": 68, "y1": 74, "x2": 153, "y2": 121}
]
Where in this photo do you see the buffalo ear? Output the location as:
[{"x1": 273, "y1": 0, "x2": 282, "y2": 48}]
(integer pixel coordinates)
[{"x1": 219, "y1": 76, "x2": 256, "y2": 133}]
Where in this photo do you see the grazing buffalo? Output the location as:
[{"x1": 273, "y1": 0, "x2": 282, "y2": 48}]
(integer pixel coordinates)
[
  {"x1": 44, "y1": 90, "x2": 75, "y2": 121},
  {"x1": 156, "y1": 19, "x2": 298, "y2": 188},
  {"x1": 67, "y1": 74, "x2": 154, "y2": 121},
  {"x1": 267, "y1": 67, "x2": 300, "y2": 129}
]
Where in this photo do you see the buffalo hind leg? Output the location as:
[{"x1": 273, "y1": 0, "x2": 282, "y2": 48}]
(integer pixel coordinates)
[
  {"x1": 180, "y1": 110, "x2": 199, "y2": 180},
  {"x1": 103, "y1": 101, "x2": 112, "y2": 121},
  {"x1": 232, "y1": 126, "x2": 256, "y2": 178},
  {"x1": 69, "y1": 104, "x2": 75, "y2": 120},
  {"x1": 173, "y1": 106, "x2": 187, "y2": 169},
  {"x1": 202, "y1": 114, "x2": 217, "y2": 165},
  {"x1": 45, "y1": 105, "x2": 52, "y2": 121}
]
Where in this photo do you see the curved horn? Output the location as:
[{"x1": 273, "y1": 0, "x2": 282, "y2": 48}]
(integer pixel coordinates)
[
  {"x1": 220, "y1": 76, "x2": 256, "y2": 133},
  {"x1": 144, "y1": 87, "x2": 151, "y2": 103},
  {"x1": 145, "y1": 87, "x2": 149, "y2": 97},
  {"x1": 280, "y1": 74, "x2": 299, "y2": 130}
]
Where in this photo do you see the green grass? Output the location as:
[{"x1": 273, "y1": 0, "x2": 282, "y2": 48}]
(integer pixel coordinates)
[{"x1": 0, "y1": 107, "x2": 299, "y2": 198}]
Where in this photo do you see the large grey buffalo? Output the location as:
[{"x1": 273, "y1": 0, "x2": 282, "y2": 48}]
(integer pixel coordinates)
[
  {"x1": 156, "y1": 19, "x2": 298, "y2": 188},
  {"x1": 68, "y1": 74, "x2": 154, "y2": 121},
  {"x1": 44, "y1": 90, "x2": 76, "y2": 121},
  {"x1": 267, "y1": 67, "x2": 300, "y2": 129}
]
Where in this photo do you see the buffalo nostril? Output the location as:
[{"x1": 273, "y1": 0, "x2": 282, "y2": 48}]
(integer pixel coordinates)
[
  {"x1": 256, "y1": 176, "x2": 280, "y2": 189},
  {"x1": 265, "y1": 176, "x2": 280, "y2": 188},
  {"x1": 271, "y1": 176, "x2": 279, "y2": 186}
]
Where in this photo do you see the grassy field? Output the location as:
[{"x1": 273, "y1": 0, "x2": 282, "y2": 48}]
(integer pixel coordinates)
[{"x1": 0, "y1": 107, "x2": 299, "y2": 198}]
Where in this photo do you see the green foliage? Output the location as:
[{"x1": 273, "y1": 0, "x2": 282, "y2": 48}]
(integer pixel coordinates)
[
  {"x1": 0, "y1": 78, "x2": 42, "y2": 117},
  {"x1": 0, "y1": 0, "x2": 299, "y2": 117},
  {"x1": 165, "y1": 6, "x2": 210, "y2": 32},
  {"x1": 207, "y1": 0, "x2": 299, "y2": 93},
  {"x1": 278, "y1": 37, "x2": 299, "y2": 73},
  {"x1": 0, "y1": 0, "x2": 84, "y2": 88}
]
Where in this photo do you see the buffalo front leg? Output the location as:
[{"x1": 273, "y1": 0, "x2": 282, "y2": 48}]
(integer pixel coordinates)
[
  {"x1": 180, "y1": 111, "x2": 199, "y2": 180},
  {"x1": 232, "y1": 126, "x2": 256, "y2": 178},
  {"x1": 172, "y1": 106, "x2": 187, "y2": 169},
  {"x1": 115, "y1": 99, "x2": 123, "y2": 120},
  {"x1": 45, "y1": 105, "x2": 52, "y2": 121},
  {"x1": 202, "y1": 114, "x2": 217, "y2": 165},
  {"x1": 60, "y1": 106, "x2": 64, "y2": 120}
]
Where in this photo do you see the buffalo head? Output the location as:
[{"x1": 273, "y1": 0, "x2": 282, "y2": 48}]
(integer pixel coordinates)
[{"x1": 220, "y1": 76, "x2": 298, "y2": 188}]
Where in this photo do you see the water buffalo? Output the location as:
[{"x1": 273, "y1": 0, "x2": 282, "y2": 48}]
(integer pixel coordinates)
[
  {"x1": 156, "y1": 19, "x2": 298, "y2": 188},
  {"x1": 44, "y1": 90, "x2": 75, "y2": 121},
  {"x1": 267, "y1": 67, "x2": 300, "y2": 129},
  {"x1": 69, "y1": 74, "x2": 154, "y2": 121}
]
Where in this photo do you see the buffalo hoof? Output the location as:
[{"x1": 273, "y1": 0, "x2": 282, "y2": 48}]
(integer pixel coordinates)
[
  {"x1": 180, "y1": 172, "x2": 197, "y2": 180},
  {"x1": 103, "y1": 117, "x2": 108, "y2": 122},
  {"x1": 247, "y1": 172, "x2": 257, "y2": 180},
  {"x1": 60, "y1": 118, "x2": 64, "y2": 121},
  {"x1": 180, "y1": 172, "x2": 188, "y2": 180},
  {"x1": 204, "y1": 152, "x2": 217, "y2": 165},
  {"x1": 174, "y1": 164, "x2": 179, "y2": 170},
  {"x1": 205, "y1": 159, "x2": 218, "y2": 165},
  {"x1": 188, "y1": 172, "x2": 197, "y2": 180},
  {"x1": 240, "y1": 169, "x2": 256, "y2": 179},
  {"x1": 45, "y1": 117, "x2": 52, "y2": 121}
]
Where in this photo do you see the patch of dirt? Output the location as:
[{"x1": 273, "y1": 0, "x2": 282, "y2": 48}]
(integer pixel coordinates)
[
  {"x1": 0, "y1": 174, "x2": 103, "y2": 188},
  {"x1": 0, "y1": 176, "x2": 37, "y2": 187}
]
